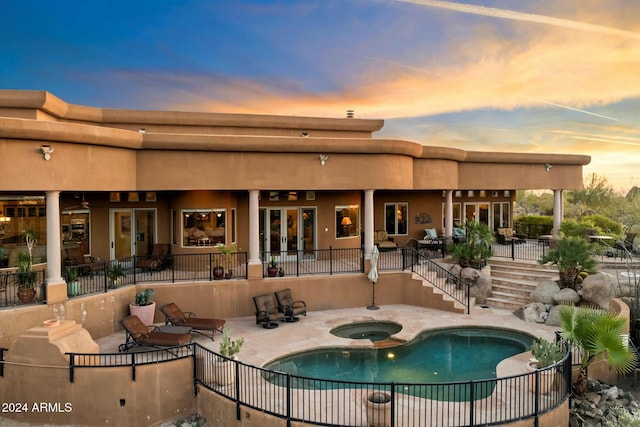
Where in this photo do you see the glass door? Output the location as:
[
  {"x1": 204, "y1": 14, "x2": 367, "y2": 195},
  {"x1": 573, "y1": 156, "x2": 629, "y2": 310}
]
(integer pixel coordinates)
[
  {"x1": 110, "y1": 209, "x2": 156, "y2": 260},
  {"x1": 263, "y1": 207, "x2": 316, "y2": 260}
]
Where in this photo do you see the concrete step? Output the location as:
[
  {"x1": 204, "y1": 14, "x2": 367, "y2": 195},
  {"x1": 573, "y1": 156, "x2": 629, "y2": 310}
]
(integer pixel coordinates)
[
  {"x1": 491, "y1": 269, "x2": 559, "y2": 282},
  {"x1": 485, "y1": 296, "x2": 523, "y2": 311}
]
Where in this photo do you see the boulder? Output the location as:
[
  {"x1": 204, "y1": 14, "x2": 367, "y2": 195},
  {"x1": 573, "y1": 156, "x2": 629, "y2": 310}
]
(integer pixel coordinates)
[
  {"x1": 530, "y1": 280, "x2": 561, "y2": 305},
  {"x1": 520, "y1": 302, "x2": 546, "y2": 323},
  {"x1": 467, "y1": 269, "x2": 492, "y2": 304},
  {"x1": 553, "y1": 288, "x2": 580, "y2": 305},
  {"x1": 545, "y1": 305, "x2": 563, "y2": 327},
  {"x1": 582, "y1": 273, "x2": 614, "y2": 309}
]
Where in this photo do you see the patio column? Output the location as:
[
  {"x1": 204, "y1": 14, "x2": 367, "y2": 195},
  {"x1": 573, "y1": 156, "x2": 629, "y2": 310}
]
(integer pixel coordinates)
[
  {"x1": 444, "y1": 190, "x2": 453, "y2": 238},
  {"x1": 552, "y1": 189, "x2": 563, "y2": 237},
  {"x1": 364, "y1": 190, "x2": 374, "y2": 259},
  {"x1": 248, "y1": 190, "x2": 260, "y2": 264},
  {"x1": 45, "y1": 191, "x2": 66, "y2": 304}
]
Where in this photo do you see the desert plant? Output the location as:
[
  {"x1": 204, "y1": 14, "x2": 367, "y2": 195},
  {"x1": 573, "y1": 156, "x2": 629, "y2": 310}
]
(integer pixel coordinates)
[
  {"x1": 448, "y1": 222, "x2": 494, "y2": 269},
  {"x1": 269, "y1": 256, "x2": 277, "y2": 268},
  {"x1": 107, "y1": 263, "x2": 125, "y2": 287},
  {"x1": 559, "y1": 305, "x2": 637, "y2": 395},
  {"x1": 65, "y1": 266, "x2": 79, "y2": 282},
  {"x1": 539, "y1": 236, "x2": 597, "y2": 289},
  {"x1": 530, "y1": 337, "x2": 565, "y2": 368},
  {"x1": 134, "y1": 288, "x2": 155, "y2": 306},
  {"x1": 219, "y1": 328, "x2": 244, "y2": 359},
  {"x1": 16, "y1": 252, "x2": 37, "y2": 289}
]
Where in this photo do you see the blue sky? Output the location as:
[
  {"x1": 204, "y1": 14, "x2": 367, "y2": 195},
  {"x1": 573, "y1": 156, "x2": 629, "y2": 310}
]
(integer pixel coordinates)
[{"x1": 2, "y1": 0, "x2": 639, "y2": 192}]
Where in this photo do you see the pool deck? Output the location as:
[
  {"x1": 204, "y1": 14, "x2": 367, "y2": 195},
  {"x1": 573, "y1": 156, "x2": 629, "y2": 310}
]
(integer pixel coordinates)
[{"x1": 96, "y1": 303, "x2": 558, "y2": 376}]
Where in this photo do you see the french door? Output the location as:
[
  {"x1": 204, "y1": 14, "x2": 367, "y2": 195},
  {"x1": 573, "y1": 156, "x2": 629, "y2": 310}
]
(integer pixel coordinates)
[
  {"x1": 261, "y1": 207, "x2": 316, "y2": 260},
  {"x1": 110, "y1": 209, "x2": 157, "y2": 260}
]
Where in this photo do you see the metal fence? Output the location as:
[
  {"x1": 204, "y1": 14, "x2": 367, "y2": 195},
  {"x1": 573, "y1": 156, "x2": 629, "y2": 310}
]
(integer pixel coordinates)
[
  {"x1": 0, "y1": 269, "x2": 46, "y2": 307},
  {"x1": 191, "y1": 343, "x2": 572, "y2": 427},
  {"x1": 491, "y1": 239, "x2": 551, "y2": 262},
  {"x1": 262, "y1": 248, "x2": 364, "y2": 278}
]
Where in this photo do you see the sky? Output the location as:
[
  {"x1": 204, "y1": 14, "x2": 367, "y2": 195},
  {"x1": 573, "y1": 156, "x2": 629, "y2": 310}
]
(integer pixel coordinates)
[{"x1": 1, "y1": 0, "x2": 639, "y2": 193}]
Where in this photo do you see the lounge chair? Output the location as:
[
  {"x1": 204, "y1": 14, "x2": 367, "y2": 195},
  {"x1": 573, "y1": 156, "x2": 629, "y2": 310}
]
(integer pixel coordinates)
[
  {"x1": 137, "y1": 243, "x2": 171, "y2": 271},
  {"x1": 118, "y1": 314, "x2": 191, "y2": 352},
  {"x1": 159, "y1": 302, "x2": 225, "y2": 340},
  {"x1": 274, "y1": 288, "x2": 307, "y2": 322},
  {"x1": 252, "y1": 294, "x2": 285, "y2": 329}
]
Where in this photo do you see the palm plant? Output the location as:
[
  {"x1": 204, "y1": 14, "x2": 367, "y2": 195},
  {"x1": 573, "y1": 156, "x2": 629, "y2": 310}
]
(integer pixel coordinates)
[
  {"x1": 448, "y1": 222, "x2": 494, "y2": 269},
  {"x1": 539, "y1": 236, "x2": 597, "y2": 289},
  {"x1": 559, "y1": 305, "x2": 637, "y2": 395}
]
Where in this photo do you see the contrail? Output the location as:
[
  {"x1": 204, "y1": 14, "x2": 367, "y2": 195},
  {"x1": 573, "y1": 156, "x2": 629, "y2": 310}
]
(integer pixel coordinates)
[
  {"x1": 396, "y1": 0, "x2": 640, "y2": 40},
  {"x1": 540, "y1": 100, "x2": 619, "y2": 121}
]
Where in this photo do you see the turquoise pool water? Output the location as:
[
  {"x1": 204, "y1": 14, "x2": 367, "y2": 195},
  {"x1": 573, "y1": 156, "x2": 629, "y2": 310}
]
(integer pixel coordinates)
[{"x1": 263, "y1": 326, "x2": 534, "y2": 401}]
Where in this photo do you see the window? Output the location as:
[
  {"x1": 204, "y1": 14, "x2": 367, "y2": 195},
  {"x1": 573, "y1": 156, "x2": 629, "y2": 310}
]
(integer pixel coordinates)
[
  {"x1": 385, "y1": 203, "x2": 408, "y2": 235},
  {"x1": 493, "y1": 202, "x2": 511, "y2": 230},
  {"x1": 442, "y1": 202, "x2": 462, "y2": 229},
  {"x1": 336, "y1": 205, "x2": 359, "y2": 238},
  {"x1": 182, "y1": 209, "x2": 226, "y2": 246}
]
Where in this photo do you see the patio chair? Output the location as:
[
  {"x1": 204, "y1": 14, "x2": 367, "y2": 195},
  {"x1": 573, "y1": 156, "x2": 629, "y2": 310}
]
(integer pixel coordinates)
[
  {"x1": 63, "y1": 247, "x2": 105, "y2": 275},
  {"x1": 118, "y1": 314, "x2": 191, "y2": 353},
  {"x1": 137, "y1": 243, "x2": 171, "y2": 271},
  {"x1": 615, "y1": 232, "x2": 637, "y2": 254},
  {"x1": 274, "y1": 288, "x2": 307, "y2": 322},
  {"x1": 252, "y1": 293, "x2": 285, "y2": 329},
  {"x1": 159, "y1": 302, "x2": 225, "y2": 340}
]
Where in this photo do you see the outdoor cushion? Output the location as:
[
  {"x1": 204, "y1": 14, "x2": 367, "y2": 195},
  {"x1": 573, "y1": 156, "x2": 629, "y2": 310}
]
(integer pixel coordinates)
[{"x1": 424, "y1": 228, "x2": 438, "y2": 239}]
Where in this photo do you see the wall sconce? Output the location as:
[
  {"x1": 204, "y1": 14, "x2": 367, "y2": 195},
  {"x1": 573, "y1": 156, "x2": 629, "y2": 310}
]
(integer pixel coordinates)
[
  {"x1": 319, "y1": 154, "x2": 329, "y2": 166},
  {"x1": 40, "y1": 145, "x2": 54, "y2": 161},
  {"x1": 545, "y1": 163, "x2": 553, "y2": 172}
]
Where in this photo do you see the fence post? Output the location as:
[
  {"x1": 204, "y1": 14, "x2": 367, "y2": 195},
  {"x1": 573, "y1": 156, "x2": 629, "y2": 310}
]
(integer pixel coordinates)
[
  {"x1": 192, "y1": 343, "x2": 198, "y2": 396},
  {"x1": 534, "y1": 369, "x2": 540, "y2": 427},
  {"x1": 469, "y1": 380, "x2": 475, "y2": 426},
  {"x1": 68, "y1": 353, "x2": 75, "y2": 383},
  {"x1": 511, "y1": 239, "x2": 516, "y2": 260},
  {"x1": 329, "y1": 246, "x2": 333, "y2": 275},
  {"x1": 286, "y1": 373, "x2": 292, "y2": 427},
  {"x1": 390, "y1": 382, "x2": 395, "y2": 427}
]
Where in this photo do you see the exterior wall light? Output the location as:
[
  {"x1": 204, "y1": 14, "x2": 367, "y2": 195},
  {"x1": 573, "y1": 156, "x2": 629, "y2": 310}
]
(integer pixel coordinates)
[
  {"x1": 40, "y1": 145, "x2": 54, "y2": 161},
  {"x1": 319, "y1": 154, "x2": 328, "y2": 166}
]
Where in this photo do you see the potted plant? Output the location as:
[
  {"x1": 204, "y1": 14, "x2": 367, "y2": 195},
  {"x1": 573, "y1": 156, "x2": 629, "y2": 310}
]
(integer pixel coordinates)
[
  {"x1": 527, "y1": 337, "x2": 565, "y2": 394},
  {"x1": 213, "y1": 244, "x2": 238, "y2": 280},
  {"x1": 363, "y1": 390, "x2": 392, "y2": 427},
  {"x1": 129, "y1": 288, "x2": 156, "y2": 326},
  {"x1": 212, "y1": 328, "x2": 244, "y2": 386},
  {"x1": 278, "y1": 266, "x2": 285, "y2": 277},
  {"x1": 16, "y1": 251, "x2": 37, "y2": 303},
  {"x1": 107, "y1": 263, "x2": 125, "y2": 288},
  {"x1": 267, "y1": 256, "x2": 278, "y2": 277},
  {"x1": 65, "y1": 266, "x2": 80, "y2": 296}
]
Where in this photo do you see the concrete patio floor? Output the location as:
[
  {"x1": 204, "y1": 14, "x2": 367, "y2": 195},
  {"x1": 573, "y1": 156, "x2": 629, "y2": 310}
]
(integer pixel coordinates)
[{"x1": 96, "y1": 303, "x2": 559, "y2": 375}]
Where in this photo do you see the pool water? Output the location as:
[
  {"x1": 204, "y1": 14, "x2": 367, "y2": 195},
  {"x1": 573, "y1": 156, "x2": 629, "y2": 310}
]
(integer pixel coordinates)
[{"x1": 263, "y1": 327, "x2": 533, "y2": 401}]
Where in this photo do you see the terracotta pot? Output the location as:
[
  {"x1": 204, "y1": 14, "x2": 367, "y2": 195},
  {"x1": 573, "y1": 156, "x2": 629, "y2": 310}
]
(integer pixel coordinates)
[
  {"x1": 17, "y1": 288, "x2": 36, "y2": 304},
  {"x1": 129, "y1": 302, "x2": 156, "y2": 326},
  {"x1": 364, "y1": 391, "x2": 391, "y2": 427},
  {"x1": 212, "y1": 357, "x2": 236, "y2": 386},
  {"x1": 267, "y1": 267, "x2": 278, "y2": 277}
]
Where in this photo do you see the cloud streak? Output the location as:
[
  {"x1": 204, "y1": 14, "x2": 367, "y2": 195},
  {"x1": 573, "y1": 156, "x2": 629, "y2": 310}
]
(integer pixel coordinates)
[{"x1": 395, "y1": 0, "x2": 640, "y2": 40}]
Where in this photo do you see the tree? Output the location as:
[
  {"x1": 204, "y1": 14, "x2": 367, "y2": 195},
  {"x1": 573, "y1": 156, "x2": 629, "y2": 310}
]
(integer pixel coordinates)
[
  {"x1": 559, "y1": 305, "x2": 637, "y2": 395},
  {"x1": 566, "y1": 173, "x2": 616, "y2": 218}
]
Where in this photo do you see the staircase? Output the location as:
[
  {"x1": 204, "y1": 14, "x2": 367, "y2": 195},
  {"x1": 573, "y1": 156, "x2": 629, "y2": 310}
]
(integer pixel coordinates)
[{"x1": 486, "y1": 259, "x2": 559, "y2": 310}]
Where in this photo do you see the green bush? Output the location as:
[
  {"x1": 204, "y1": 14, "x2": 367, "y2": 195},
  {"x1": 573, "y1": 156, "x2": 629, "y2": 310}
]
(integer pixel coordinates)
[
  {"x1": 514, "y1": 215, "x2": 553, "y2": 238},
  {"x1": 582, "y1": 214, "x2": 622, "y2": 235}
]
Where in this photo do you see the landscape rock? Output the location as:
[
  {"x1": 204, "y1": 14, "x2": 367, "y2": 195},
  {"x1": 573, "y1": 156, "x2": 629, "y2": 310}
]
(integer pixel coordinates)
[
  {"x1": 520, "y1": 302, "x2": 546, "y2": 323},
  {"x1": 530, "y1": 280, "x2": 560, "y2": 305},
  {"x1": 545, "y1": 305, "x2": 562, "y2": 327},
  {"x1": 553, "y1": 288, "x2": 580, "y2": 305},
  {"x1": 581, "y1": 274, "x2": 614, "y2": 309}
]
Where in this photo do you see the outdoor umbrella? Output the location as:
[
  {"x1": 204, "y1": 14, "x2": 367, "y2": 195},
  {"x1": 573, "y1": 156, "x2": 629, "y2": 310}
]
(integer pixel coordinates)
[{"x1": 367, "y1": 245, "x2": 380, "y2": 310}]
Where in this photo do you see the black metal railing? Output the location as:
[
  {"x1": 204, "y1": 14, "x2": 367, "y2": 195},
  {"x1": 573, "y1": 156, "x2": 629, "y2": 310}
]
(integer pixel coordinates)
[
  {"x1": 261, "y1": 248, "x2": 364, "y2": 278},
  {"x1": 400, "y1": 247, "x2": 471, "y2": 313},
  {"x1": 514, "y1": 223, "x2": 553, "y2": 239},
  {"x1": 192, "y1": 344, "x2": 572, "y2": 427},
  {"x1": 3, "y1": 340, "x2": 571, "y2": 427},
  {"x1": 66, "y1": 344, "x2": 193, "y2": 383},
  {"x1": 0, "y1": 269, "x2": 46, "y2": 307},
  {"x1": 65, "y1": 252, "x2": 249, "y2": 299},
  {"x1": 491, "y1": 239, "x2": 551, "y2": 261}
]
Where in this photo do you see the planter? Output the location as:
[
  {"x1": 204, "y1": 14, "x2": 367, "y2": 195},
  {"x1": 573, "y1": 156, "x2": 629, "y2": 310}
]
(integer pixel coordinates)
[
  {"x1": 67, "y1": 281, "x2": 80, "y2": 297},
  {"x1": 129, "y1": 302, "x2": 156, "y2": 326},
  {"x1": 267, "y1": 267, "x2": 278, "y2": 277},
  {"x1": 213, "y1": 266, "x2": 225, "y2": 280},
  {"x1": 526, "y1": 361, "x2": 557, "y2": 395},
  {"x1": 364, "y1": 391, "x2": 392, "y2": 427},
  {"x1": 17, "y1": 288, "x2": 36, "y2": 304},
  {"x1": 212, "y1": 357, "x2": 236, "y2": 386},
  {"x1": 224, "y1": 270, "x2": 233, "y2": 279}
]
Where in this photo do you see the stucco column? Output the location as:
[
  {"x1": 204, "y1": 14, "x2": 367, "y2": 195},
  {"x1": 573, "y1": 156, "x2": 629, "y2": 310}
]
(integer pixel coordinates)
[
  {"x1": 45, "y1": 191, "x2": 66, "y2": 304},
  {"x1": 444, "y1": 190, "x2": 453, "y2": 238},
  {"x1": 364, "y1": 190, "x2": 374, "y2": 259},
  {"x1": 248, "y1": 190, "x2": 260, "y2": 264},
  {"x1": 552, "y1": 189, "x2": 563, "y2": 237}
]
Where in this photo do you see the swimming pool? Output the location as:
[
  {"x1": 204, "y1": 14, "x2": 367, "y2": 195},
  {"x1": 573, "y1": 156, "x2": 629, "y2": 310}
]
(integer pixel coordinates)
[
  {"x1": 329, "y1": 320, "x2": 402, "y2": 341},
  {"x1": 263, "y1": 326, "x2": 534, "y2": 401}
]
